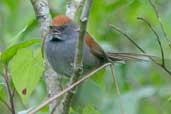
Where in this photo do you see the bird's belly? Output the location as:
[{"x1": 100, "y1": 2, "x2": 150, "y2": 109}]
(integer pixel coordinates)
[{"x1": 45, "y1": 40, "x2": 102, "y2": 77}]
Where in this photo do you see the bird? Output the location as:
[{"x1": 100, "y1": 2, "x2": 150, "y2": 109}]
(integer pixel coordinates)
[{"x1": 44, "y1": 15, "x2": 150, "y2": 77}]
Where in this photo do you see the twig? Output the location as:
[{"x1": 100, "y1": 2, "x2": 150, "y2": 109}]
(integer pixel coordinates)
[
  {"x1": 137, "y1": 17, "x2": 171, "y2": 76},
  {"x1": 110, "y1": 65, "x2": 125, "y2": 114},
  {"x1": 30, "y1": 0, "x2": 63, "y2": 113},
  {"x1": 110, "y1": 25, "x2": 145, "y2": 53},
  {"x1": 110, "y1": 24, "x2": 171, "y2": 76},
  {"x1": 148, "y1": 0, "x2": 171, "y2": 47},
  {"x1": 162, "y1": 66, "x2": 171, "y2": 76},
  {"x1": 62, "y1": 0, "x2": 93, "y2": 114},
  {"x1": 111, "y1": 25, "x2": 160, "y2": 64},
  {"x1": 3, "y1": 65, "x2": 15, "y2": 114},
  {"x1": 28, "y1": 63, "x2": 111, "y2": 114},
  {"x1": 137, "y1": 17, "x2": 165, "y2": 66}
]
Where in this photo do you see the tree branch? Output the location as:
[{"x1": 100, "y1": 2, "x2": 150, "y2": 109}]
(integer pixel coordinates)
[
  {"x1": 62, "y1": 0, "x2": 93, "y2": 114},
  {"x1": 30, "y1": 0, "x2": 51, "y2": 37},
  {"x1": 30, "y1": 0, "x2": 63, "y2": 113},
  {"x1": 3, "y1": 65, "x2": 15, "y2": 114},
  {"x1": 66, "y1": 0, "x2": 83, "y2": 20},
  {"x1": 110, "y1": 23, "x2": 171, "y2": 77},
  {"x1": 28, "y1": 63, "x2": 111, "y2": 114},
  {"x1": 110, "y1": 24, "x2": 145, "y2": 53},
  {"x1": 137, "y1": 17, "x2": 165, "y2": 66},
  {"x1": 109, "y1": 65, "x2": 125, "y2": 114},
  {"x1": 137, "y1": 17, "x2": 171, "y2": 76}
]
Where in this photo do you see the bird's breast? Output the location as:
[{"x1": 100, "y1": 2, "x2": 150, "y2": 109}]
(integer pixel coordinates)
[{"x1": 45, "y1": 38, "x2": 102, "y2": 77}]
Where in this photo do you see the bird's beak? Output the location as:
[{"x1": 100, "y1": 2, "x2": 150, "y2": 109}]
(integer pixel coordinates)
[
  {"x1": 52, "y1": 33, "x2": 62, "y2": 40},
  {"x1": 74, "y1": 28, "x2": 80, "y2": 32},
  {"x1": 49, "y1": 26, "x2": 63, "y2": 41}
]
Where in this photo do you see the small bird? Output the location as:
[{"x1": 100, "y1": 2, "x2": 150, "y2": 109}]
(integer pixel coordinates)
[{"x1": 45, "y1": 15, "x2": 149, "y2": 77}]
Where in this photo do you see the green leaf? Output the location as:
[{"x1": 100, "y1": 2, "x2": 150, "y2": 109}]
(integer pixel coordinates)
[
  {"x1": 9, "y1": 48, "x2": 44, "y2": 104},
  {"x1": 39, "y1": 106, "x2": 49, "y2": 113},
  {"x1": 91, "y1": 68, "x2": 105, "y2": 90},
  {"x1": 8, "y1": 19, "x2": 37, "y2": 45},
  {"x1": 82, "y1": 105, "x2": 100, "y2": 114},
  {"x1": 1, "y1": 39, "x2": 41, "y2": 64},
  {"x1": 8, "y1": 25, "x2": 29, "y2": 45}
]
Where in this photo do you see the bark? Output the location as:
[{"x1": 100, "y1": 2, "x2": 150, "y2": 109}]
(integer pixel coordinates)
[
  {"x1": 62, "y1": 0, "x2": 93, "y2": 114},
  {"x1": 30, "y1": 0, "x2": 63, "y2": 113}
]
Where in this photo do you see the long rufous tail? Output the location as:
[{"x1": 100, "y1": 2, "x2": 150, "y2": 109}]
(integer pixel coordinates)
[{"x1": 106, "y1": 52, "x2": 157, "y2": 62}]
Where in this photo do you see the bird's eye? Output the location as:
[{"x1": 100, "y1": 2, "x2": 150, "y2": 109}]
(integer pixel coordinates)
[{"x1": 49, "y1": 26, "x2": 53, "y2": 29}]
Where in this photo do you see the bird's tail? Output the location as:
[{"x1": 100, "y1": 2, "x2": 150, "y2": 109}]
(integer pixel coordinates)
[{"x1": 106, "y1": 52, "x2": 157, "y2": 62}]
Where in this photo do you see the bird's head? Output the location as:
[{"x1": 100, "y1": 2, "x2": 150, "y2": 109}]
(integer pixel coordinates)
[
  {"x1": 49, "y1": 15, "x2": 78, "y2": 41},
  {"x1": 51, "y1": 15, "x2": 71, "y2": 26}
]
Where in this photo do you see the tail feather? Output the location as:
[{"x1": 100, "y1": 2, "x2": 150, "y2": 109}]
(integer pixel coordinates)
[{"x1": 106, "y1": 52, "x2": 157, "y2": 62}]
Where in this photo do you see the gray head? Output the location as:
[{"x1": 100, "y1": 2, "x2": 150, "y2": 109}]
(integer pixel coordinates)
[{"x1": 48, "y1": 15, "x2": 79, "y2": 41}]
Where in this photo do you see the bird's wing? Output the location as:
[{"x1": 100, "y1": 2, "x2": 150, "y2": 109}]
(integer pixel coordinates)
[
  {"x1": 84, "y1": 33, "x2": 160, "y2": 62},
  {"x1": 84, "y1": 33, "x2": 108, "y2": 61}
]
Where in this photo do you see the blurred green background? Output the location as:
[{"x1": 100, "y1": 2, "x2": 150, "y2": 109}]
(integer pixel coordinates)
[{"x1": 0, "y1": 0, "x2": 171, "y2": 114}]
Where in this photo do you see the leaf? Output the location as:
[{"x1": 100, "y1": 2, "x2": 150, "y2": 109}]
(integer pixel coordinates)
[
  {"x1": 82, "y1": 105, "x2": 100, "y2": 114},
  {"x1": 0, "y1": 39, "x2": 41, "y2": 64},
  {"x1": 38, "y1": 106, "x2": 49, "y2": 113},
  {"x1": 10, "y1": 48, "x2": 44, "y2": 104},
  {"x1": 8, "y1": 19, "x2": 37, "y2": 46},
  {"x1": 8, "y1": 25, "x2": 29, "y2": 45},
  {"x1": 91, "y1": 68, "x2": 105, "y2": 90}
]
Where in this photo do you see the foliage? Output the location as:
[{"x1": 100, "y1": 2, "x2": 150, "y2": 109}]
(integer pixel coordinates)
[
  {"x1": 10, "y1": 48, "x2": 44, "y2": 104},
  {"x1": 0, "y1": 39, "x2": 40, "y2": 64},
  {"x1": 0, "y1": 0, "x2": 171, "y2": 114}
]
